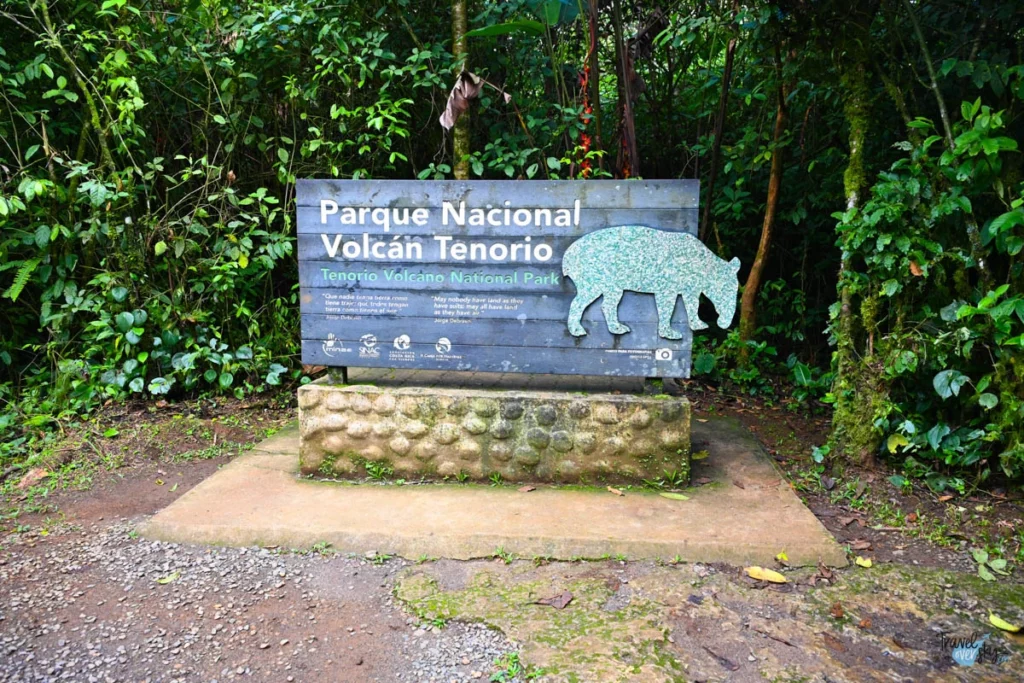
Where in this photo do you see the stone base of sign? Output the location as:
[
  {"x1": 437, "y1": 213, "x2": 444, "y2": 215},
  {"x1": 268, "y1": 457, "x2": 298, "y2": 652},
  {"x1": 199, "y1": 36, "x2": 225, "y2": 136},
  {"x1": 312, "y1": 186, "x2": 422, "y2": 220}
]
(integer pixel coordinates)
[
  {"x1": 298, "y1": 377, "x2": 690, "y2": 485},
  {"x1": 140, "y1": 417, "x2": 849, "y2": 567}
]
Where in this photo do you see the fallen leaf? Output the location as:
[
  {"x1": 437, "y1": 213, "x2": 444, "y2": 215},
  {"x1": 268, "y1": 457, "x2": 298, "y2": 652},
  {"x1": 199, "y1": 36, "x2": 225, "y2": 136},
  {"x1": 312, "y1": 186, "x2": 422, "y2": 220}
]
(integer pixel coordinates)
[
  {"x1": 858, "y1": 617, "x2": 872, "y2": 630},
  {"x1": 157, "y1": 571, "x2": 180, "y2": 584},
  {"x1": 517, "y1": 485, "x2": 536, "y2": 493},
  {"x1": 830, "y1": 602, "x2": 845, "y2": 619},
  {"x1": 855, "y1": 556, "x2": 873, "y2": 568},
  {"x1": 732, "y1": 479, "x2": 746, "y2": 490},
  {"x1": 696, "y1": 418, "x2": 709, "y2": 423},
  {"x1": 854, "y1": 480, "x2": 867, "y2": 498},
  {"x1": 938, "y1": 494, "x2": 954, "y2": 502},
  {"x1": 691, "y1": 450, "x2": 709, "y2": 460},
  {"x1": 534, "y1": 591, "x2": 573, "y2": 609},
  {"x1": 990, "y1": 612, "x2": 1022, "y2": 632},
  {"x1": 849, "y1": 539, "x2": 873, "y2": 551},
  {"x1": 659, "y1": 492, "x2": 690, "y2": 501},
  {"x1": 816, "y1": 561, "x2": 834, "y2": 582},
  {"x1": 821, "y1": 476, "x2": 835, "y2": 490},
  {"x1": 606, "y1": 486, "x2": 624, "y2": 496},
  {"x1": 694, "y1": 477, "x2": 713, "y2": 486},
  {"x1": 155, "y1": 479, "x2": 165, "y2": 486},
  {"x1": 170, "y1": 483, "x2": 179, "y2": 492},
  {"x1": 906, "y1": 512, "x2": 918, "y2": 523},
  {"x1": 746, "y1": 566, "x2": 787, "y2": 583},
  {"x1": 775, "y1": 551, "x2": 789, "y2": 563},
  {"x1": 837, "y1": 516, "x2": 858, "y2": 527}
]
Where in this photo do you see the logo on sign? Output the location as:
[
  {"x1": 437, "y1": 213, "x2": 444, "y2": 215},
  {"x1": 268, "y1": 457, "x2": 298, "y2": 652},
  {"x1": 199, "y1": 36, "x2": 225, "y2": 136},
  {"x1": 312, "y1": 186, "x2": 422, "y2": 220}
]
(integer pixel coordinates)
[
  {"x1": 360, "y1": 334, "x2": 380, "y2": 358},
  {"x1": 654, "y1": 348, "x2": 674, "y2": 361},
  {"x1": 435, "y1": 337, "x2": 452, "y2": 354},
  {"x1": 322, "y1": 333, "x2": 344, "y2": 358},
  {"x1": 393, "y1": 334, "x2": 411, "y2": 350}
]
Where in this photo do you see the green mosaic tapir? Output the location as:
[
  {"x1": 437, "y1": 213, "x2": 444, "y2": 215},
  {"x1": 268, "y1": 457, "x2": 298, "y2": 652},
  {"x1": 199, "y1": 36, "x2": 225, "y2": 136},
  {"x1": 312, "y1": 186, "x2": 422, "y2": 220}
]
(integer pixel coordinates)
[{"x1": 563, "y1": 226, "x2": 741, "y2": 339}]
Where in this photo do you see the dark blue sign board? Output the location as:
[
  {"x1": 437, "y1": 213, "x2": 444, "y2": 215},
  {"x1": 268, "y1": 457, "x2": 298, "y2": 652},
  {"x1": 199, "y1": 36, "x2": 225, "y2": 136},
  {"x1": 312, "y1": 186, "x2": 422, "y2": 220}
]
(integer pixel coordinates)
[{"x1": 297, "y1": 180, "x2": 738, "y2": 377}]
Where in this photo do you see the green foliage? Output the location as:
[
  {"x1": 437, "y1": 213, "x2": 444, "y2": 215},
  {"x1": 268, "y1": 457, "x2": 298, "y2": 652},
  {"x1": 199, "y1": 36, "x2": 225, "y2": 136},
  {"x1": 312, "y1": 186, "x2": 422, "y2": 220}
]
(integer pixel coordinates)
[{"x1": 834, "y1": 98, "x2": 1024, "y2": 483}]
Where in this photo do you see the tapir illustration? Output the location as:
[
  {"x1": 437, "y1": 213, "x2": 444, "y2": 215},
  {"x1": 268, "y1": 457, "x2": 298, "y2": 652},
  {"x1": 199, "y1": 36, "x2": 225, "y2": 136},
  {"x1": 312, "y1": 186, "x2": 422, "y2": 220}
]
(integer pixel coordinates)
[{"x1": 562, "y1": 226, "x2": 741, "y2": 339}]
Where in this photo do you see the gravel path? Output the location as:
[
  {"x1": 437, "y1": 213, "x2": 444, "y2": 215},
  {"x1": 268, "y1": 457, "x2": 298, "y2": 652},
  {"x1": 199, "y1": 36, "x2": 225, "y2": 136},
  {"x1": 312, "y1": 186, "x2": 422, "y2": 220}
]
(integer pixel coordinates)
[{"x1": 0, "y1": 522, "x2": 522, "y2": 682}]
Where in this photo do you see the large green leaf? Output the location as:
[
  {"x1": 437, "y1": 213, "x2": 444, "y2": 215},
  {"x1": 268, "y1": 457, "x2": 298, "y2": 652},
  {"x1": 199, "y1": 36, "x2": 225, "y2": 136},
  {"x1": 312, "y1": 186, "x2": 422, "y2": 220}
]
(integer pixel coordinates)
[
  {"x1": 932, "y1": 369, "x2": 968, "y2": 399},
  {"x1": 464, "y1": 20, "x2": 546, "y2": 39}
]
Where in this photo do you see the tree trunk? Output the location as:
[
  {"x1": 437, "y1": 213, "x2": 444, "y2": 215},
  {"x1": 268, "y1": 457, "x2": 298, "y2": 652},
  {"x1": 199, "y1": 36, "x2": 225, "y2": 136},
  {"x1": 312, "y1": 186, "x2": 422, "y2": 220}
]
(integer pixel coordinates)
[
  {"x1": 831, "y1": 45, "x2": 885, "y2": 468},
  {"x1": 737, "y1": 78, "x2": 787, "y2": 354},
  {"x1": 451, "y1": 0, "x2": 470, "y2": 180},
  {"x1": 611, "y1": 0, "x2": 638, "y2": 178},
  {"x1": 587, "y1": 0, "x2": 604, "y2": 168},
  {"x1": 699, "y1": 0, "x2": 739, "y2": 242}
]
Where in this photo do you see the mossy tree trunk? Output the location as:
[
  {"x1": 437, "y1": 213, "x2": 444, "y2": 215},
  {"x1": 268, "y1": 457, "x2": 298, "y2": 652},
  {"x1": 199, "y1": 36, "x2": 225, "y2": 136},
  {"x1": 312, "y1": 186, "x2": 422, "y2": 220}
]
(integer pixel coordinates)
[
  {"x1": 452, "y1": 0, "x2": 470, "y2": 180},
  {"x1": 830, "y1": 19, "x2": 888, "y2": 468}
]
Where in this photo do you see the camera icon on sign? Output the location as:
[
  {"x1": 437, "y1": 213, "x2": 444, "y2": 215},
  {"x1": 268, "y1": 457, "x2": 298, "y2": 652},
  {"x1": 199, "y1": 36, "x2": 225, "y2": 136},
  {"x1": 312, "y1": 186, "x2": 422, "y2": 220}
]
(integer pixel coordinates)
[{"x1": 654, "y1": 348, "x2": 673, "y2": 361}]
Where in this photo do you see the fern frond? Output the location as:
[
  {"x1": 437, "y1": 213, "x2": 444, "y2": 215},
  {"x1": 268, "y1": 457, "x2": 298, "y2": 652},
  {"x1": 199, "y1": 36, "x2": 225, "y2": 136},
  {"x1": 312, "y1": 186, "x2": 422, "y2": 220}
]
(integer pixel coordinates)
[{"x1": 3, "y1": 258, "x2": 40, "y2": 302}]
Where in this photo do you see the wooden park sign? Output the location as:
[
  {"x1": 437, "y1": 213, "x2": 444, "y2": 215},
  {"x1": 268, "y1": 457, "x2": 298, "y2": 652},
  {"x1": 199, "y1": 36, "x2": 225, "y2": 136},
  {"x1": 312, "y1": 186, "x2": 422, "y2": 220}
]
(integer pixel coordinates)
[{"x1": 297, "y1": 180, "x2": 740, "y2": 377}]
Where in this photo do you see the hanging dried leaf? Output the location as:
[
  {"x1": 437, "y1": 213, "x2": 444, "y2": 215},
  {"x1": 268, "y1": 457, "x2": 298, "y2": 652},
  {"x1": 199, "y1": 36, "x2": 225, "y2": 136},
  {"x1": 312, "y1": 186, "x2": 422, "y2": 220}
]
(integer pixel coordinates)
[
  {"x1": 439, "y1": 71, "x2": 485, "y2": 131},
  {"x1": 910, "y1": 260, "x2": 924, "y2": 276}
]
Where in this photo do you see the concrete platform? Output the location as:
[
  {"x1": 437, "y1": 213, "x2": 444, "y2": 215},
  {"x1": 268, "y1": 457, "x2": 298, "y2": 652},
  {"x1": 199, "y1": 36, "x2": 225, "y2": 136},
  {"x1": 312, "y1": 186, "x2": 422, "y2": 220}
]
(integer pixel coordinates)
[{"x1": 141, "y1": 415, "x2": 848, "y2": 567}]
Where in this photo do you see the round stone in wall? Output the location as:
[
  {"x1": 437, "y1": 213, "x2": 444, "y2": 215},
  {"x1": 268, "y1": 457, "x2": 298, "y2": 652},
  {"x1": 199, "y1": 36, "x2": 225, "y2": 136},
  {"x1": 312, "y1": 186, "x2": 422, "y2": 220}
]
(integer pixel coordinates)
[
  {"x1": 412, "y1": 440, "x2": 439, "y2": 461},
  {"x1": 489, "y1": 420, "x2": 515, "y2": 440},
  {"x1": 298, "y1": 389, "x2": 320, "y2": 409},
  {"x1": 550, "y1": 430, "x2": 573, "y2": 452},
  {"x1": 372, "y1": 394, "x2": 397, "y2": 415},
  {"x1": 630, "y1": 409, "x2": 653, "y2": 429},
  {"x1": 456, "y1": 440, "x2": 481, "y2": 461},
  {"x1": 660, "y1": 402, "x2": 684, "y2": 422},
  {"x1": 659, "y1": 429, "x2": 685, "y2": 448},
  {"x1": 535, "y1": 404, "x2": 558, "y2": 426},
  {"x1": 500, "y1": 401, "x2": 525, "y2": 420},
  {"x1": 322, "y1": 432, "x2": 348, "y2": 454},
  {"x1": 372, "y1": 420, "x2": 397, "y2": 438},
  {"x1": 433, "y1": 423, "x2": 460, "y2": 445},
  {"x1": 461, "y1": 416, "x2": 488, "y2": 435},
  {"x1": 346, "y1": 420, "x2": 372, "y2": 439},
  {"x1": 349, "y1": 393, "x2": 373, "y2": 414},
  {"x1": 526, "y1": 428, "x2": 550, "y2": 449},
  {"x1": 602, "y1": 436, "x2": 625, "y2": 456},
  {"x1": 488, "y1": 443, "x2": 513, "y2": 461},
  {"x1": 326, "y1": 392, "x2": 348, "y2": 411},
  {"x1": 401, "y1": 420, "x2": 429, "y2": 438},
  {"x1": 398, "y1": 397, "x2": 420, "y2": 418},
  {"x1": 594, "y1": 404, "x2": 619, "y2": 424},
  {"x1": 388, "y1": 435, "x2": 411, "y2": 455},
  {"x1": 447, "y1": 398, "x2": 470, "y2": 416},
  {"x1": 575, "y1": 432, "x2": 597, "y2": 453},
  {"x1": 513, "y1": 445, "x2": 541, "y2": 466},
  {"x1": 567, "y1": 401, "x2": 590, "y2": 419},
  {"x1": 360, "y1": 445, "x2": 384, "y2": 461},
  {"x1": 469, "y1": 398, "x2": 498, "y2": 417}
]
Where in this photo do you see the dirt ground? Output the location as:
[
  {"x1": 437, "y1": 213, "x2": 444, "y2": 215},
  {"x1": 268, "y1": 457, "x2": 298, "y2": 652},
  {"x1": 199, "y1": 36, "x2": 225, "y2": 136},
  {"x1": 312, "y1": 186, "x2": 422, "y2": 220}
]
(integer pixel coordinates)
[{"x1": 2, "y1": 391, "x2": 1023, "y2": 681}]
